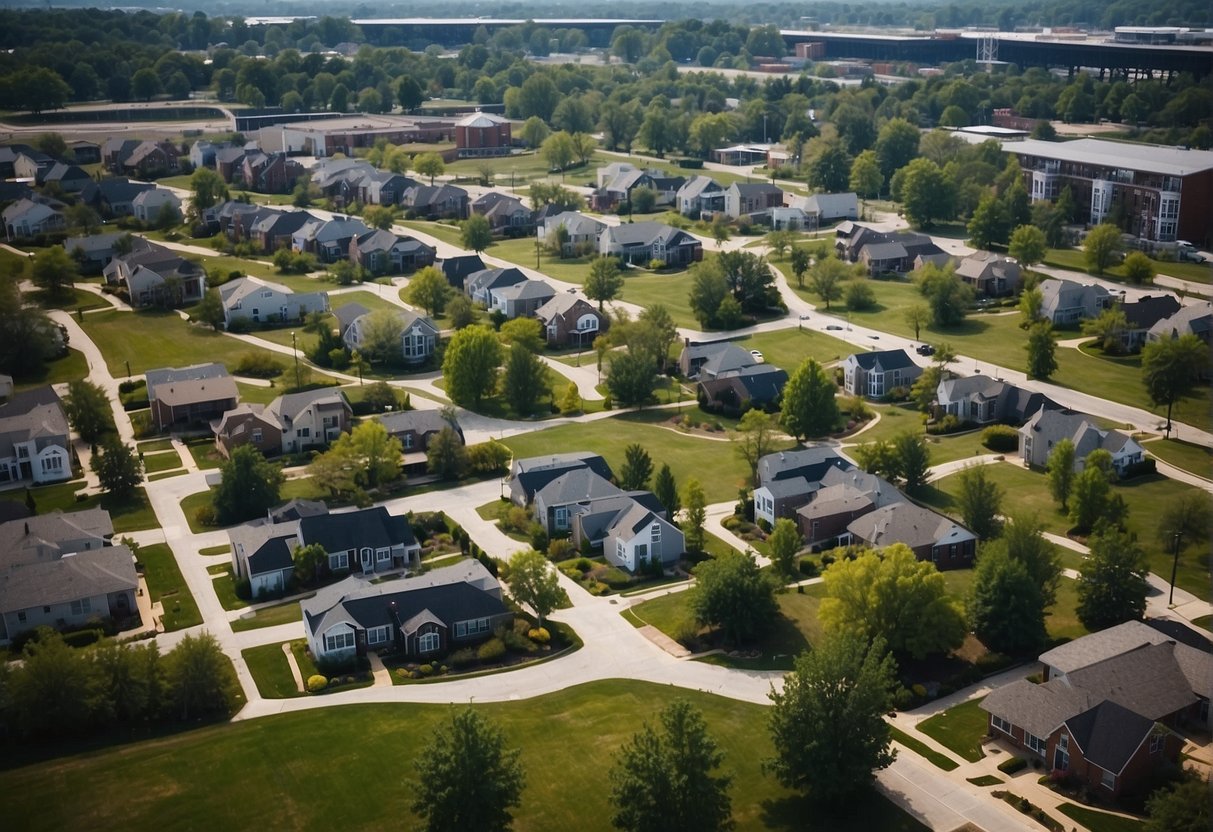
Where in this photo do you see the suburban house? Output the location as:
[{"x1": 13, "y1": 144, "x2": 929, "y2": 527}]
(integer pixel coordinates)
[
  {"x1": 107, "y1": 139, "x2": 179, "y2": 178},
  {"x1": 349, "y1": 230, "x2": 435, "y2": 275},
  {"x1": 796, "y1": 467, "x2": 904, "y2": 548},
  {"x1": 1019, "y1": 409, "x2": 1146, "y2": 475},
  {"x1": 455, "y1": 111, "x2": 512, "y2": 158},
  {"x1": 131, "y1": 189, "x2": 182, "y2": 226},
  {"x1": 603, "y1": 500, "x2": 685, "y2": 573},
  {"x1": 145, "y1": 364, "x2": 239, "y2": 432},
  {"x1": 846, "y1": 502, "x2": 977, "y2": 569},
  {"x1": 0, "y1": 386, "x2": 72, "y2": 486},
  {"x1": 935, "y1": 374, "x2": 1060, "y2": 426},
  {"x1": 436, "y1": 253, "x2": 486, "y2": 289},
  {"x1": 214, "y1": 388, "x2": 353, "y2": 458},
  {"x1": 102, "y1": 241, "x2": 207, "y2": 308},
  {"x1": 785, "y1": 192, "x2": 859, "y2": 229},
  {"x1": 1115, "y1": 295, "x2": 1183, "y2": 353},
  {"x1": 65, "y1": 232, "x2": 129, "y2": 273},
  {"x1": 843, "y1": 349, "x2": 923, "y2": 399},
  {"x1": 676, "y1": 176, "x2": 725, "y2": 217},
  {"x1": 401, "y1": 183, "x2": 469, "y2": 220},
  {"x1": 981, "y1": 620, "x2": 1211, "y2": 797},
  {"x1": 508, "y1": 452, "x2": 614, "y2": 506},
  {"x1": 341, "y1": 308, "x2": 439, "y2": 365},
  {"x1": 678, "y1": 341, "x2": 757, "y2": 380},
  {"x1": 12, "y1": 148, "x2": 54, "y2": 181},
  {"x1": 0, "y1": 509, "x2": 138, "y2": 645},
  {"x1": 590, "y1": 165, "x2": 685, "y2": 211},
  {"x1": 3, "y1": 198, "x2": 65, "y2": 241},
  {"x1": 534, "y1": 294, "x2": 608, "y2": 348},
  {"x1": 753, "y1": 447, "x2": 853, "y2": 527},
  {"x1": 42, "y1": 163, "x2": 92, "y2": 193},
  {"x1": 697, "y1": 365, "x2": 789, "y2": 415},
  {"x1": 375, "y1": 409, "x2": 463, "y2": 473},
  {"x1": 489, "y1": 278, "x2": 556, "y2": 319},
  {"x1": 471, "y1": 192, "x2": 533, "y2": 233},
  {"x1": 79, "y1": 177, "x2": 154, "y2": 218},
  {"x1": 219, "y1": 276, "x2": 329, "y2": 328},
  {"x1": 599, "y1": 222, "x2": 703, "y2": 266},
  {"x1": 302, "y1": 559, "x2": 511, "y2": 663},
  {"x1": 1147, "y1": 301, "x2": 1212, "y2": 345},
  {"x1": 465, "y1": 266, "x2": 527, "y2": 306},
  {"x1": 239, "y1": 150, "x2": 306, "y2": 194},
  {"x1": 955, "y1": 251, "x2": 1022, "y2": 297},
  {"x1": 837, "y1": 225, "x2": 944, "y2": 274},
  {"x1": 230, "y1": 504, "x2": 420, "y2": 597},
  {"x1": 537, "y1": 212, "x2": 606, "y2": 255},
  {"x1": 723, "y1": 182, "x2": 784, "y2": 220},
  {"x1": 1039, "y1": 278, "x2": 1114, "y2": 326},
  {"x1": 293, "y1": 215, "x2": 372, "y2": 263},
  {"x1": 533, "y1": 468, "x2": 625, "y2": 535},
  {"x1": 709, "y1": 144, "x2": 773, "y2": 166}
]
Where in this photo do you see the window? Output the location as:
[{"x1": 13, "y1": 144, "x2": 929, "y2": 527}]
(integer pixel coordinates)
[
  {"x1": 367, "y1": 626, "x2": 389, "y2": 645},
  {"x1": 41, "y1": 455, "x2": 63, "y2": 473},
  {"x1": 252, "y1": 429, "x2": 262, "y2": 443},
  {"x1": 298, "y1": 427, "x2": 310, "y2": 438},
  {"x1": 17, "y1": 611, "x2": 26, "y2": 623},
  {"x1": 1149, "y1": 734, "x2": 1164, "y2": 754},
  {"x1": 616, "y1": 540, "x2": 625, "y2": 560},
  {"x1": 1025, "y1": 733, "x2": 1046, "y2": 755},
  {"x1": 331, "y1": 552, "x2": 349, "y2": 570},
  {"x1": 377, "y1": 549, "x2": 390, "y2": 562},
  {"x1": 70, "y1": 598, "x2": 92, "y2": 615},
  {"x1": 991, "y1": 715, "x2": 1013, "y2": 735},
  {"x1": 554, "y1": 507, "x2": 570, "y2": 529},
  {"x1": 403, "y1": 433, "x2": 414, "y2": 449},
  {"x1": 635, "y1": 543, "x2": 648, "y2": 561},
  {"x1": 324, "y1": 630, "x2": 355, "y2": 652},
  {"x1": 651, "y1": 523, "x2": 661, "y2": 542},
  {"x1": 1100, "y1": 768, "x2": 1115, "y2": 790},
  {"x1": 456, "y1": 618, "x2": 489, "y2": 638},
  {"x1": 418, "y1": 632, "x2": 440, "y2": 653}
]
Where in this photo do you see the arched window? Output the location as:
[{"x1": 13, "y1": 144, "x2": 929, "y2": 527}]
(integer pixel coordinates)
[{"x1": 418, "y1": 631, "x2": 440, "y2": 653}]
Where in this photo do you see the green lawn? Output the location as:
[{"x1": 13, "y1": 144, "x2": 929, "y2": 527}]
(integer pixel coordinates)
[
  {"x1": 137, "y1": 439, "x2": 175, "y2": 453},
  {"x1": 1056, "y1": 803, "x2": 1145, "y2": 832},
  {"x1": 1044, "y1": 246, "x2": 1212, "y2": 286},
  {"x1": 212, "y1": 571, "x2": 249, "y2": 612},
  {"x1": 136, "y1": 543, "x2": 201, "y2": 631},
  {"x1": 241, "y1": 642, "x2": 302, "y2": 699},
  {"x1": 1048, "y1": 577, "x2": 1091, "y2": 642},
  {"x1": 967, "y1": 775, "x2": 1004, "y2": 786},
  {"x1": 184, "y1": 439, "x2": 227, "y2": 471},
  {"x1": 229, "y1": 597, "x2": 304, "y2": 632},
  {"x1": 24, "y1": 481, "x2": 157, "y2": 533},
  {"x1": 12, "y1": 348, "x2": 88, "y2": 391},
  {"x1": 399, "y1": 219, "x2": 466, "y2": 248},
  {"x1": 0, "y1": 679, "x2": 926, "y2": 832},
  {"x1": 618, "y1": 270, "x2": 702, "y2": 329},
  {"x1": 844, "y1": 404, "x2": 993, "y2": 466},
  {"x1": 730, "y1": 327, "x2": 854, "y2": 373},
  {"x1": 501, "y1": 414, "x2": 774, "y2": 504},
  {"x1": 889, "y1": 725, "x2": 961, "y2": 771},
  {"x1": 915, "y1": 698, "x2": 988, "y2": 763},
  {"x1": 200, "y1": 544, "x2": 230, "y2": 556},
  {"x1": 491, "y1": 237, "x2": 594, "y2": 285},
  {"x1": 1143, "y1": 438, "x2": 1212, "y2": 479},
  {"x1": 140, "y1": 451, "x2": 181, "y2": 474}
]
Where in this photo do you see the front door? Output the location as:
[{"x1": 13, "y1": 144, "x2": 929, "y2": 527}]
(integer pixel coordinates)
[
  {"x1": 361, "y1": 548, "x2": 373, "y2": 574},
  {"x1": 1054, "y1": 748, "x2": 1068, "y2": 771}
]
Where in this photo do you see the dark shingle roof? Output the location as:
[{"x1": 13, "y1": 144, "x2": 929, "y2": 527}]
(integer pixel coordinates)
[
  {"x1": 1064, "y1": 701, "x2": 1155, "y2": 776},
  {"x1": 299, "y1": 506, "x2": 415, "y2": 553},
  {"x1": 849, "y1": 349, "x2": 917, "y2": 372}
]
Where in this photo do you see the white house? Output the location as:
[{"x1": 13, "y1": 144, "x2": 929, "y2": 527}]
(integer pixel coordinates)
[
  {"x1": 605, "y1": 502, "x2": 685, "y2": 572},
  {"x1": 537, "y1": 211, "x2": 606, "y2": 255},
  {"x1": 0, "y1": 387, "x2": 72, "y2": 486},
  {"x1": 1019, "y1": 409, "x2": 1146, "y2": 475},
  {"x1": 3, "y1": 198, "x2": 65, "y2": 241},
  {"x1": 1039, "y1": 278, "x2": 1114, "y2": 326},
  {"x1": 341, "y1": 308, "x2": 439, "y2": 364},
  {"x1": 218, "y1": 276, "x2": 329, "y2": 328},
  {"x1": 131, "y1": 188, "x2": 182, "y2": 224}
]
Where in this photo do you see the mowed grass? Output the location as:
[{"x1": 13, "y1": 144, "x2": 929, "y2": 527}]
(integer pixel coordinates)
[
  {"x1": 136, "y1": 543, "x2": 201, "y2": 631},
  {"x1": 843, "y1": 404, "x2": 993, "y2": 466},
  {"x1": 731, "y1": 327, "x2": 853, "y2": 372},
  {"x1": 12, "y1": 348, "x2": 88, "y2": 391},
  {"x1": 81, "y1": 309, "x2": 280, "y2": 376},
  {"x1": 1142, "y1": 437, "x2": 1213, "y2": 479},
  {"x1": 617, "y1": 270, "x2": 700, "y2": 329},
  {"x1": 501, "y1": 414, "x2": 775, "y2": 504},
  {"x1": 0, "y1": 680, "x2": 926, "y2": 832},
  {"x1": 1055, "y1": 803, "x2": 1145, "y2": 832},
  {"x1": 490, "y1": 236, "x2": 594, "y2": 286},
  {"x1": 22, "y1": 480, "x2": 157, "y2": 534},
  {"x1": 916, "y1": 698, "x2": 989, "y2": 763},
  {"x1": 888, "y1": 725, "x2": 960, "y2": 771},
  {"x1": 399, "y1": 219, "x2": 466, "y2": 248},
  {"x1": 230, "y1": 598, "x2": 304, "y2": 632},
  {"x1": 1044, "y1": 246, "x2": 1212, "y2": 286},
  {"x1": 241, "y1": 642, "x2": 302, "y2": 699}
]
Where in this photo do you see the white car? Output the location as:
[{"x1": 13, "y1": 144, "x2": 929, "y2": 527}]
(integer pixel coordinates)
[{"x1": 750, "y1": 349, "x2": 764, "y2": 363}]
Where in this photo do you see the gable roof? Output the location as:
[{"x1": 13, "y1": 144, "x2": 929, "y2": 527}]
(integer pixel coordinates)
[
  {"x1": 535, "y1": 293, "x2": 599, "y2": 323},
  {"x1": 699, "y1": 364, "x2": 789, "y2": 405},
  {"x1": 333, "y1": 302, "x2": 370, "y2": 336},
  {"x1": 492, "y1": 278, "x2": 555, "y2": 303},
  {"x1": 604, "y1": 221, "x2": 698, "y2": 249},
  {"x1": 1146, "y1": 301, "x2": 1211, "y2": 341},
  {"x1": 265, "y1": 387, "x2": 351, "y2": 425},
  {"x1": 375, "y1": 409, "x2": 462, "y2": 441},
  {"x1": 510, "y1": 452, "x2": 613, "y2": 503},
  {"x1": 0, "y1": 508, "x2": 113, "y2": 566},
  {"x1": 145, "y1": 363, "x2": 230, "y2": 402},
  {"x1": 535, "y1": 468, "x2": 622, "y2": 507},
  {"x1": 299, "y1": 506, "x2": 416, "y2": 554},
  {"x1": 847, "y1": 349, "x2": 917, "y2": 373},
  {"x1": 0, "y1": 386, "x2": 69, "y2": 458},
  {"x1": 1064, "y1": 701, "x2": 1157, "y2": 776},
  {"x1": 437, "y1": 254, "x2": 486, "y2": 285},
  {"x1": 757, "y1": 447, "x2": 851, "y2": 489},
  {"x1": 847, "y1": 501, "x2": 974, "y2": 551},
  {"x1": 0, "y1": 544, "x2": 137, "y2": 613},
  {"x1": 676, "y1": 175, "x2": 723, "y2": 200}
]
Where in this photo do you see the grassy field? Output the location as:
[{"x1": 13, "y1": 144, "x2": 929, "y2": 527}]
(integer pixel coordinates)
[
  {"x1": 81, "y1": 309, "x2": 282, "y2": 376},
  {"x1": 22, "y1": 480, "x2": 157, "y2": 534},
  {"x1": 915, "y1": 698, "x2": 989, "y2": 763},
  {"x1": 730, "y1": 327, "x2": 853, "y2": 372},
  {"x1": 399, "y1": 219, "x2": 466, "y2": 248},
  {"x1": 617, "y1": 270, "x2": 701, "y2": 329},
  {"x1": 501, "y1": 413, "x2": 776, "y2": 504},
  {"x1": 140, "y1": 451, "x2": 182, "y2": 474},
  {"x1": 230, "y1": 598, "x2": 304, "y2": 632},
  {"x1": 1142, "y1": 437, "x2": 1212, "y2": 479},
  {"x1": 843, "y1": 404, "x2": 993, "y2": 466},
  {"x1": 136, "y1": 543, "x2": 201, "y2": 631},
  {"x1": 491, "y1": 237, "x2": 594, "y2": 285},
  {"x1": 212, "y1": 571, "x2": 249, "y2": 612},
  {"x1": 921, "y1": 463, "x2": 1212, "y2": 599},
  {"x1": 12, "y1": 348, "x2": 88, "y2": 391},
  {"x1": 1044, "y1": 246, "x2": 1212, "y2": 286},
  {"x1": 0, "y1": 679, "x2": 926, "y2": 832},
  {"x1": 241, "y1": 642, "x2": 302, "y2": 699},
  {"x1": 1055, "y1": 803, "x2": 1145, "y2": 832},
  {"x1": 889, "y1": 725, "x2": 961, "y2": 771}
]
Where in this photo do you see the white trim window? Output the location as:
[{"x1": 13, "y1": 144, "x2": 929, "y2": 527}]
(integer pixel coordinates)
[
  {"x1": 1025, "y1": 733, "x2": 1046, "y2": 755},
  {"x1": 376, "y1": 548, "x2": 390, "y2": 563},
  {"x1": 331, "y1": 552, "x2": 349, "y2": 570},
  {"x1": 455, "y1": 617, "x2": 490, "y2": 638},
  {"x1": 70, "y1": 598, "x2": 92, "y2": 615},
  {"x1": 367, "y1": 626, "x2": 390, "y2": 645},
  {"x1": 1100, "y1": 768, "x2": 1115, "y2": 790},
  {"x1": 324, "y1": 630, "x2": 355, "y2": 652},
  {"x1": 418, "y1": 631, "x2": 440, "y2": 653},
  {"x1": 991, "y1": 715, "x2": 1013, "y2": 735}
]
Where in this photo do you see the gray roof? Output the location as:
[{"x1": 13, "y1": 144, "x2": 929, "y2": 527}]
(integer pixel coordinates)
[
  {"x1": 862, "y1": 241, "x2": 908, "y2": 261},
  {"x1": 375, "y1": 409, "x2": 462, "y2": 441},
  {"x1": 0, "y1": 508, "x2": 113, "y2": 566},
  {"x1": 575, "y1": 492, "x2": 665, "y2": 542},
  {"x1": 1120, "y1": 295, "x2": 1181, "y2": 330},
  {"x1": 64, "y1": 231, "x2": 127, "y2": 256},
  {"x1": 676, "y1": 175, "x2": 723, "y2": 200},
  {"x1": 333, "y1": 302, "x2": 370, "y2": 336},
  {"x1": 494, "y1": 279, "x2": 556, "y2": 303},
  {"x1": 757, "y1": 447, "x2": 851, "y2": 488},
  {"x1": 1020, "y1": 409, "x2": 1136, "y2": 461},
  {"x1": 847, "y1": 349, "x2": 917, "y2": 373},
  {"x1": 536, "y1": 468, "x2": 622, "y2": 507},
  {"x1": 535, "y1": 293, "x2": 598, "y2": 323},
  {"x1": 544, "y1": 211, "x2": 606, "y2": 237},
  {"x1": 145, "y1": 363, "x2": 230, "y2": 402},
  {"x1": 509, "y1": 452, "x2": 613, "y2": 503},
  {"x1": 729, "y1": 182, "x2": 782, "y2": 197},
  {"x1": 604, "y1": 221, "x2": 698, "y2": 248},
  {"x1": 1041, "y1": 619, "x2": 1183, "y2": 673},
  {"x1": 299, "y1": 506, "x2": 415, "y2": 556},
  {"x1": 1064, "y1": 701, "x2": 1156, "y2": 776},
  {"x1": 0, "y1": 386, "x2": 68, "y2": 458},
  {"x1": 0, "y1": 544, "x2": 137, "y2": 613},
  {"x1": 1009, "y1": 137, "x2": 1213, "y2": 178},
  {"x1": 265, "y1": 387, "x2": 351, "y2": 425},
  {"x1": 1147, "y1": 301, "x2": 1212, "y2": 341},
  {"x1": 465, "y1": 266, "x2": 526, "y2": 298},
  {"x1": 229, "y1": 519, "x2": 299, "y2": 578},
  {"x1": 847, "y1": 501, "x2": 974, "y2": 550}
]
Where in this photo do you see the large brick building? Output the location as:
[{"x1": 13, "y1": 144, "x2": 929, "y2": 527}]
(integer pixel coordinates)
[{"x1": 455, "y1": 112, "x2": 512, "y2": 158}]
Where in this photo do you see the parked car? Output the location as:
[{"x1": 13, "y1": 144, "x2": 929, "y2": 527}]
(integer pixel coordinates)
[
  {"x1": 916, "y1": 344, "x2": 936, "y2": 356},
  {"x1": 750, "y1": 349, "x2": 764, "y2": 363},
  {"x1": 826, "y1": 324, "x2": 843, "y2": 331}
]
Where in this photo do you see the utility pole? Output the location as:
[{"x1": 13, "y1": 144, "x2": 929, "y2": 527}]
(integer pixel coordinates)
[
  {"x1": 1168, "y1": 531, "x2": 1183, "y2": 607},
  {"x1": 290, "y1": 331, "x2": 301, "y2": 389}
]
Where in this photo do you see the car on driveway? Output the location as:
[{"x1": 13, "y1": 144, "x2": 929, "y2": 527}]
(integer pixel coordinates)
[
  {"x1": 750, "y1": 349, "x2": 764, "y2": 363},
  {"x1": 916, "y1": 344, "x2": 936, "y2": 356}
]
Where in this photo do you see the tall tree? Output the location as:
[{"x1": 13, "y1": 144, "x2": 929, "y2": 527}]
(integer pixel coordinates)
[
  {"x1": 1141, "y1": 334, "x2": 1208, "y2": 436},
  {"x1": 189, "y1": 167, "x2": 228, "y2": 218},
  {"x1": 1025, "y1": 321, "x2": 1058, "y2": 380},
  {"x1": 1081, "y1": 307, "x2": 1129, "y2": 354},
  {"x1": 966, "y1": 192, "x2": 1010, "y2": 250},
  {"x1": 585, "y1": 257, "x2": 624, "y2": 311},
  {"x1": 691, "y1": 550, "x2": 778, "y2": 646},
  {"x1": 30, "y1": 246, "x2": 79, "y2": 299},
  {"x1": 1121, "y1": 250, "x2": 1155, "y2": 285},
  {"x1": 781, "y1": 358, "x2": 838, "y2": 441},
  {"x1": 358, "y1": 309, "x2": 406, "y2": 364},
  {"x1": 426, "y1": 426, "x2": 468, "y2": 481},
  {"x1": 967, "y1": 545, "x2": 1047, "y2": 655},
  {"x1": 327, "y1": 420, "x2": 402, "y2": 489},
  {"x1": 849, "y1": 150, "x2": 883, "y2": 200},
  {"x1": 767, "y1": 518, "x2": 802, "y2": 583},
  {"x1": 1069, "y1": 465, "x2": 1115, "y2": 534},
  {"x1": 460, "y1": 213, "x2": 493, "y2": 253},
  {"x1": 654, "y1": 463, "x2": 679, "y2": 517},
  {"x1": 807, "y1": 256, "x2": 847, "y2": 310},
  {"x1": 1000, "y1": 514, "x2": 1062, "y2": 607},
  {"x1": 1083, "y1": 223, "x2": 1123, "y2": 276},
  {"x1": 899, "y1": 158, "x2": 955, "y2": 230},
  {"x1": 64, "y1": 379, "x2": 115, "y2": 442},
  {"x1": 609, "y1": 701, "x2": 734, "y2": 832},
  {"x1": 413, "y1": 152, "x2": 445, "y2": 185},
  {"x1": 93, "y1": 436, "x2": 143, "y2": 499},
  {"x1": 1008, "y1": 224, "x2": 1047, "y2": 268},
  {"x1": 292, "y1": 543, "x2": 328, "y2": 586},
  {"x1": 1077, "y1": 527, "x2": 1149, "y2": 631},
  {"x1": 411, "y1": 708, "x2": 525, "y2": 832},
  {"x1": 903, "y1": 304, "x2": 931, "y2": 342},
  {"x1": 1046, "y1": 437, "x2": 1077, "y2": 509},
  {"x1": 619, "y1": 443, "x2": 654, "y2": 491},
  {"x1": 194, "y1": 287, "x2": 225, "y2": 330},
  {"x1": 892, "y1": 431, "x2": 931, "y2": 491},
  {"x1": 502, "y1": 343, "x2": 546, "y2": 416},
  {"x1": 442, "y1": 325, "x2": 502, "y2": 409},
  {"x1": 213, "y1": 445, "x2": 283, "y2": 524},
  {"x1": 956, "y1": 464, "x2": 1003, "y2": 540},
  {"x1": 540, "y1": 131, "x2": 576, "y2": 177},
  {"x1": 1018, "y1": 285, "x2": 1044, "y2": 327},
  {"x1": 682, "y1": 478, "x2": 707, "y2": 553},
  {"x1": 789, "y1": 247, "x2": 810, "y2": 290},
  {"x1": 731, "y1": 409, "x2": 778, "y2": 487},
  {"x1": 874, "y1": 117, "x2": 920, "y2": 179},
  {"x1": 915, "y1": 262, "x2": 972, "y2": 327},
  {"x1": 405, "y1": 266, "x2": 453, "y2": 317},
  {"x1": 766, "y1": 632, "x2": 896, "y2": 804},
  {"x1": 606, "y1": 349, "x2": 655, "y2": 408},
  {"x1": 506, "y1": 549, "x2": 566, "y2": 624},
  {"x1": 164, "y1": 632, "x2": 241, "y2": 721},
  {"x1": 1144, "y1": 777, "x2": 1210, "y2": 832}
]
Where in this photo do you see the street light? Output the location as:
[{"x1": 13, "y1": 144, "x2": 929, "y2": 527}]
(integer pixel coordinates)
[{"x1": 290, "y1": 331, "x2": 301, "y2": 390}]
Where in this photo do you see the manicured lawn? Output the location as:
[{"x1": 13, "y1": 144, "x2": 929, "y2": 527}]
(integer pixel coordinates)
[
  {"x1": 1044, "y1": 246, "x2": 1212, "y2": 285},
  {"x1": 844, "y1": 404, "x2": 993, "y2": 466},
  {"x1": 229, "y1": 597, "x2": 304, "y2": 632},
  {"x1": 137, "y1": 438, "x2": 174, "y2": 453},
  {"x1": 200, "y1": 544, "x2": 230, "y2": 556},
  {"x1": 234, "y1": 380, "x2": 284, "y2": 405},
  {"x1": 184, "y1": 439, "x2": 226, "y2": 471},
  {"x1": 241, "y1": 642, "x2": 301, "y2": 699},
  {"x1": 1047, "y1": 577, "x2": 1091, "y2": 642},
  {"x1": 212, "y1": 571, "x2": 249, "y2": 612},
  {"x1": 35, "y1": 286, "x2": 110, "y2": 312},
  {"x1": 25, "y1": 481, "x2": 158, "y2": 533},
  {"x1": 1143, "y1": 438, "x2": 1212, "y2": 479},
  {"x1": 1056, "y1": 803, "x2": 1145, "y2": 832},
  {"x1": 967, "y1": 775, "x2": 1003, "y2": 786},
  {"x1": 888, "y1": 725, "x2": 961, "y2": 771},
  {"x1": 617, "y1": 270, "x2": 701, "y2": 329},
  {"x1": 915, "y1": 698, "x2": 988, "y2": 763},
  {"x1": 12, "y1": 348, "x2": 88, "y2": 391},
  {"x1": 399, "y1": 219, "x2": 466, "y2": 248},
  {"x1": 140, "y1": 451, "x2": 182, "y2": 474},
  {"x1": 731, "y1": 327, "x2": 854, "y2": 372},
  {"x1": 501, "y1": 414, "x2": 773, "y2": 504},
  {"x1": 136, "y1": 543, "x2": 201, "y2": 631},
  {"x1": 0, "y1": 679, "x2": 927, "y2": 832},
  {"x1": 491, "y1": 236, "x2": 594, "y2": 285}
]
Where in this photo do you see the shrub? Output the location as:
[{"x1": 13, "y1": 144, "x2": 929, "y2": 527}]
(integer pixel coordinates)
[
  {"x1": 62, "y1": 628, "x2": 104, "y2": 648},
  {"x1": 998, "y1": 756, "x2": 1028, "y2": 774},
  {"x1": 1122, "y1": 458, "x2": 1156, "y2": 479},
  {"x1": 306, "y1": 674, "x2": 328, "y2": 692},
  {"x1": 648, "y1": 259, "x2": 666, "y2": 271},
  {"x1": 419, "y1": 663, "x2": 434, "y2": 675},
  {"x1": 477, "y1": 637, "x2": 507, "y2": 662},
  {"x1": 602, "y1": 394, "x2": 612, "y2": 410},
  {"x1": 561, "y1": 566, "x2": 581, "y2": 580},
  {"x1": 194, "y1": 504, "x2": 218, "y2": 527},
  {"x1": 528, "y1": 627, "x2": 550, "y2": 644},
  {"x1": 234, "y1": 577, "x2": 251, "y2": 600},
  {"x1": 798, "y1": 558, "x2": 819, "y2": 577},
  {"x1": 449, "y1": 647, "x2": 477, "y2": 668},
  {"x1": 601, "y1": 567, "x2": 633, "y2": 589},
  {"x1": 982, "y1": 424, "x2": 1019, "y2": 452},
  {"x1": 547, "y1": 538, "x2": 573, "y2": 561},
  {"x1": 573, "y1": 557, "x2": 594, "y2": 573},
  {"x1": 672, "y1": 617, "x2": 699, "y2": 645},
  {"x1": 530, "y1": 526, "x2": 549, "y2": 552},
  {"x1": 502, "y1": 627, "x2": 537, "y2": 653},
  {"x1": 721, "y1": 516, "x2": 742, "y2": 531},
  {"x1": 233, "y1": 352, "x2": 285, "y2": 379}
]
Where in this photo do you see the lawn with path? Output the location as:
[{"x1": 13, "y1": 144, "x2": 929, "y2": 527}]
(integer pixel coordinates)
[
  {"x1": 26, "y1": 480, "x2": 157, "y2": 533},
  {"x1": 1044, "y1": 246, "x2": 1211, "y2": 285},
  {"x1": 1055, "y1": 803, "x2": 1145, "y2": 832},
  {"x1": 230, "y1": 597, "x2": 305, "y2": 632},
  {"x1": 12, "y1": 348, "x2": 88, "y2": 392},
  {"x1": 136, "y1": 543, "x2": 201, "y2": 631},
  {"x1": 0, "y1": 679, "x2": 926, "y2": 832},
  {"x1": 241, "y1": 642, "x2": 303, "y2": 699},
  {"x1": 915, "y1": 698, "x2": 988, "y2": 763}
]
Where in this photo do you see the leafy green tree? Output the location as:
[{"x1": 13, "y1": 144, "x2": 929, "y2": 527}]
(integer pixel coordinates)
[
  {"x1": 899, "y1": 158, "x2": 955, "y2": 230},
  {"x1": 765, "y1": 632, "x2": 896, "y2": 803},
  {"x1": 412, "y1": 708, "x2": 525, "y2": 832},
  {"x1": 9, "y1": 630, "x2": 105, "y2": 737},
  {"x1": 329, "y1": 420, "x2": 403, "y2": 489},
  {"x1": 1025, "y1": 321, "x2": 1058, "y2": 380},
  {"x1": 405, "y1": 266, "x2": 452, "y2": 317},
  {"x1": 768, "y1": 519, "x2": 802, "y2": 583},
  {"x1": 903, "y1": 304, "x2": 931, "y2": 342},
  {"x1": 1121, "y1": 250, "x2": 1154, "y2": 284},
  {"x1": 845, "y1": 281, "x2": 875, "y2": 311},
  {"x1": 808, "y1": 256, "x2": 847, "y2": 310},
  {"x1": 683, "y1": 478, "x2": 707, "y2": 553},
  {"x1": 165, "y1": 632, "x2": 241, "y2": 721},
  {"x1": 892, "y1": 431, "x2": 930, "y2": 491},
  {"x1": 1008, "y1": 224, "x2": 1047, "y2": 268},
  {"x1": 789, "y1": 247, "x2": 810, "y2": 289},
  {"x1": 915, "y1": 262, "x2": 972, "y2": 327},
  {"x1": 585, "y1": 257, "x2": 624, "y2": 311},
  {"x1": 1047, "y1": 438, "x2": 1076, "y2": 510},
  {"x1": 609, "y1": 701, "x2": 734, "y2": 832},
  {"x1": 442, "y1": 325, "x2": 502, "y2": 409},
  {"x1": 292, "y1": 543, "x2": 327, "y2": 585},
  {"x1": 874, "y1": 117, "x2": 920, "y2": 180},
  {"x1": 1077, "y1": 527, "x2": 1148, "y2": 631},
  {"x1": 967, "y1": 545, "x2": 1047, "y2": 655},
  {"x1": 396, "y1": 75, "x2": 423, "y2": 111},
  {"x1": 1142, "y1": 334, "x2": 1209, "y2": 435},
  {"x1": 507, "y1": 549, "x2": 566, "y2": 624},
  {"x1": 413, "y1": 152, "x2": 445, "y2": 185},
  {"x1": 363, "y1": 205, "x2": 394, "y2": 231},
  {"x1": 805, "y1": 139, "x2": 851, "y2": 192},
  {"x1": 654, "y1": 463, "x2": 679, "y2": 517},
  {"x1": 967, "y1": 192, "x2": 1010, "y2": 250},
  {"x1": 541, "y1": 131, "x2": 576, "y2": 177},
  {"x1": 1145, "y1": 776, "x2": 1210, "y2": 832},
  {"x1": 1156, "y1": 492, "x2": 1212, "y2": 557},
  {"x1": 358, "y1": 308, "x2": 405, "y2": 365},
  {"x1": 1018, "y1": 286, "x2": 1044, "y2": 327},
  {"x1": 30, "y1": 246, "x2": 79, "y2": 299},
  {"x1": 460, "y1": 213, "x2": 493, "y2": 253},
  {"x1": 131, "y1": 67, "x2": 161, "y2": 100},
  {"x1": 447, "y1": 294, "x2": 477, "y2": 329},
  {"x1": 1069, "y1": 465, "x2": 1114, "y2": 534},
  {"x1": 1083, "y1": 223, "x2": 1123, "y2": 276},
  {"x1": 194, "y1": 287, "x2": 225, "y2": 330},
  {"x1": 65, "y1": 379, "x2": 115, "y2": 442},
  {"x1": 1000, "y1": 514, "x2": 1062, "y2": 606},
  {"x1": 619, "y1": 443, "x2": 653, "y2": 491},
  {"x1": 956, "y1": 464, "x2": 1003, "y2": 540},
  {"x1": 731, "y1": 410, "x2": 778, "y2": 487},
  {"x1": 849, "y1": 150, "x2": 882, "y2": 200},
  {"x1": 94, "y1": 436, "x2": 143, "y2": 499},
  {"x1": 690, "y1": 550, "x2": 778, "y2": 646},
  {"x1": 781, "y1": 358, "x2": 838, "y2": 441},
  {"x1": 503, "y1": 342, "x2": 546, "y2": 416},
  {"x1": 214, "y1": 445, "x2": 283, "y2": 524},
  {"x1": 520, "y1": 115, "x2": 551, "y2": 148},
  {"x1": 1081, "y1": 307, "x2": 1129, "y2": 354},
  {"x1": 189, "y1": 167, "x2": 228, "y2": 218},
  {"x1": 499, "y1": 317, "x2": 544, "y2": 353},
  {"x1": 426, "y1": 426, "x2": 468, "y2": 481},
  {"x1": 0, "y1": 277, "x2": 57, "y2": 377},
  {"x1": 606, "y1": 349, "x2": 656, "y2": 408}
]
